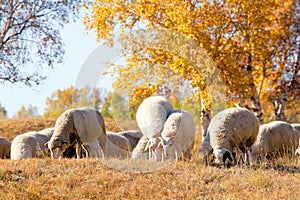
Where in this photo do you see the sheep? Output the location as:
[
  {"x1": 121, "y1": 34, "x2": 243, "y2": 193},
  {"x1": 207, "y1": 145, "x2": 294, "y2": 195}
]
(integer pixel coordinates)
[
  {"x1": 117, "y1": 130, "x2": 143, "y2": 150},
  {"x1": 104, "y1": 132, "x2": 132, "y2": 159},
  {"x1": 0, "y1": 137, "x2": 11, "y2": 159},
  {"x1": 291, "y1": 123, "x2": 300, "y2": 132},
  {"x1": 199, "y1": 107, "x2": 260, "y2": 166},
  {"x1": 11, "y1": 132, "x2": 50, "y2": 160},
  {"x1": 132, "y1": 136, "x2": 149, "y2": 160},
  {"x1": 250, "y1": 121, "x2": 299, "y2": 161},
  {"x1": 39, "y1": 127, "x2": 55, "y2": 138},
  {"x1": 159, "y1": 110, "x2": 196, "y2": 162},
  {"x1": 292, "y1": 123, "x2": 300, "y2": 156},
  {"x1": 136, "y1": 96, "x2": 174, "y2": 138},
  {"x1": 46, "y1": 108, "x2": 106, "y2": 159}
]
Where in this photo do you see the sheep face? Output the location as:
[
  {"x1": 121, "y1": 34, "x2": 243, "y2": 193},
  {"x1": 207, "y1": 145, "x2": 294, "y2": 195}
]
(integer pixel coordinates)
[
  {"x1": 213, "y1": 149, "x2": 233, "y2": 165},
  {"x1": 48, "y1": 139, "x2": 67, "y2": 159},
  {"x1": 144, "y1": 138, "x2": 163, "y2": 161},
  {"x1": 161, "y1": 136, "x2": 179, "y2": 162}
]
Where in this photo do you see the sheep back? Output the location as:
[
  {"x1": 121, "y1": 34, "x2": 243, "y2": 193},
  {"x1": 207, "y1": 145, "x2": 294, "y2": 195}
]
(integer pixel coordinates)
[
  {"x1": 11, "y1": 132, "x2": 50, "y2": 160},
  {"x1": 132, "y1": 136, "x2": 149, "y2": 160},
  {"x1": 39, "y1": 127, "x2": 55, "y2": 138},
  {"x1": 0, "y1": 137, "x2": 11, "y2": 159},
  {"x1": 161, "y1": 110, "x2": 196, "y2": 155},
  {"x1": 48, "y1": 108, "x2": 106, "y2": 157},
  {"x1": 117, "y1": 130, "x2": 143, "y2": 150},
  {"x1": 251, "y1": 121, "x2": 299, "y2": 158},
  {"x1": 209, "y1": 107, "x2": 259, "y2": 152},
  {"x1": 136, "y1": 96, "x2": 174, "y2": 138},
  {"x1": 105, "y1": 133, "x2": 132, "y2": 159}
]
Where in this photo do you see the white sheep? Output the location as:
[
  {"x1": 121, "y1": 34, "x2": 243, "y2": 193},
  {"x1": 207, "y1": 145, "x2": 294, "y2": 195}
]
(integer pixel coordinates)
[
  {"x1": 39, "y1": 127, "x2": 55, "y2": 138},
  {"x1": 0, "y1": 137, "x2": 11, "y2": 159},
  {"x1": 159, "y1": 110, "x2": 196, "y2": 162},
  {"x1": 132, "y1": 136, "x2": 149, "y2": 160},
  {"x1": 250, "y1": 121, "x2": 299, "y2": 161},
  {"x1": 291, "y1": 123, "x2": 300, "y2": 133},
  {"x1": 292, "y1": 123, "x2": 300, "y2": 156},
  {"x1": 47, "y1": 108, "x2": 106, "y2": 159},
  {"x1": 104, "y1": 133, "x2": 132, "y2": 159},
  {"x1": 136, "y1": 96, "x2": 174, "y2": 138},
  {"x1": 199, "y1": 107, "x2": 260, "y2": 165},
  {"x1": 11, "y1": 132, "x2": 50, "y2": 160},
  {"x1": 117, "y1": 130, "x2": 143, "y2": 150}
]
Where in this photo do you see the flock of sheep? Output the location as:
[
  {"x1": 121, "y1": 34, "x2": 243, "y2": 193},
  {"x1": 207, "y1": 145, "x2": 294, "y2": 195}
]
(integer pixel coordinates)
[{"x1": 0, "y1": 95, "x2": 300, "y2": 167}]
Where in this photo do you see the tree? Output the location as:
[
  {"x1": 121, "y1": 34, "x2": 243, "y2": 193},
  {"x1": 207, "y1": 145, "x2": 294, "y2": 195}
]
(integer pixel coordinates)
[
  {"x1": 16, "y1": 104, "x2": 39, "y2": 118},
  {"x1": 85, "y1": 0, "x2": 298, "y2": 129},
  {"x1": 266, "y1": 0, "x2": 300, "y2": 121},
  {"x1": 0, "y1": 103, "x2": 7, "y2": 118},
  {"x1": 44, "y1": 85, "x2": 103, "y2": 118},
  {"x1": 0, "y1": 0, "x2": 83, "y2": 86}
]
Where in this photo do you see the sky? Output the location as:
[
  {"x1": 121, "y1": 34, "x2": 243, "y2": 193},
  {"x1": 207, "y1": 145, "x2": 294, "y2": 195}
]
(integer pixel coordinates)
[{"x1": 0, "y1": 21, "x2": 120, "y2": 117}]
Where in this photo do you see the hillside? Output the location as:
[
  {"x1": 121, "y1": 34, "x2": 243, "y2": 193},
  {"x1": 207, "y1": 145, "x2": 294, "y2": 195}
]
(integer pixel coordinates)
[{"x1": 0, "y1": 117, "x2": 300, "y2": 199}]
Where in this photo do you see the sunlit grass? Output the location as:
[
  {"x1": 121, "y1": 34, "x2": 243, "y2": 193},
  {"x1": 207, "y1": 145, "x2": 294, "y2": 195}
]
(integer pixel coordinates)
[{"x1": 1, "y1": 118, "x2": 300, "y2": 199}]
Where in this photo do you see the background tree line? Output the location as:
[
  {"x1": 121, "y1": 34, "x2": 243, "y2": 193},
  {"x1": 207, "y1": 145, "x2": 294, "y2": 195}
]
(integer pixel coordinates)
[
  {"x1": 0, "y1": 84, "x2": 299, "y2": 123},
  {"x1": 1, "y1": 0, "x2": 299, "y2": 125}
]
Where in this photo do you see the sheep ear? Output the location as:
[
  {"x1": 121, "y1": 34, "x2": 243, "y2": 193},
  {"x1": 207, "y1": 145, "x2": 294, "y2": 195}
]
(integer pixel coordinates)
[{"x1": 223, "y1": 151, "x2": 233, "y2": 162}]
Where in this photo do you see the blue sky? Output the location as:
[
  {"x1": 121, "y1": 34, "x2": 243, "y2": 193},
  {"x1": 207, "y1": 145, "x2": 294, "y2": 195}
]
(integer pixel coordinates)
[{"x1": 0, "y1": 21, "x2": 118, "y2": 117}]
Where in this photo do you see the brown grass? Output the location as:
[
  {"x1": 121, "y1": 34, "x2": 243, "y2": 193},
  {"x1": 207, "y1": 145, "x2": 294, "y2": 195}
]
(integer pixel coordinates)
[
  {"x1": 0, "y1": 117, "x2": 300, "y2": 199},
  {"x1": 0, "y1": 117, "x2": 133, "y2": 142}
]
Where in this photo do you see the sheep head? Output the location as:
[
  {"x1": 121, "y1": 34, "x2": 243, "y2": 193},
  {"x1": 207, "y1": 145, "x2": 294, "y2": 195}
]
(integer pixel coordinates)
[
  {"x1": 213, "y1": 149, "x2": 233, "y2": 165},
  {"x1": 47, "y1": 138, "x2": 68, "y2": 159},
  {"x1": 160, "y1": 136, "x2": 180, "y2": 161}
]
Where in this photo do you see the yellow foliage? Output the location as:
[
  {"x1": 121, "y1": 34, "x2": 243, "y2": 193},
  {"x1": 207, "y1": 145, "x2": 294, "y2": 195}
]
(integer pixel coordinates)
[{"x1": 85, "y1": 0, "x2": 296, "y2": 114}]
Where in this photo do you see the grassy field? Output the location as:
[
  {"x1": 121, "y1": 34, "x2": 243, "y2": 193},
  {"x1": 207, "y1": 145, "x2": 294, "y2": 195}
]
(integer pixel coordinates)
[{"x1": 1, "y1": 117, "x2": 300, "y2": 199}]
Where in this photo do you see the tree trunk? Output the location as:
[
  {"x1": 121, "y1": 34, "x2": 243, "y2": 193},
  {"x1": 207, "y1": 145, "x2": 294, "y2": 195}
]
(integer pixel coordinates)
[
  {"x1": 200, "y1": 97, "x2": 211, "y2": 139},
  {"x1": 270, "y1": 96, "x2": 287, "y2": 121},
  {"x1": 250, "y1": 95, "x2": 263, "y2": 122}
]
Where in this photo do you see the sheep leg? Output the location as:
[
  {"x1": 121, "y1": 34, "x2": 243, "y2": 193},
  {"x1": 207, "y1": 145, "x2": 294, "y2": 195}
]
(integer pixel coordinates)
[
  {"x1": 81, "y1": 145, "x2": 89, "y2": 158},
  {"x1": 75, "y1": 143, "x2": 81, "y2": 159}
]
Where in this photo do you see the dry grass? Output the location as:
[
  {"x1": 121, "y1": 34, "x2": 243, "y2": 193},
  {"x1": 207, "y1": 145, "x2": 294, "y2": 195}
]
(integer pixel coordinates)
[
  {"x1": 0, "y1": 159, "x2": 300, "y2": 199},
  {"x1": 0, "y1": 117, "x2": 131, "y2": 142},
  {"x1": 0, "y1": 117, "x2": 300, "y2": 199}
]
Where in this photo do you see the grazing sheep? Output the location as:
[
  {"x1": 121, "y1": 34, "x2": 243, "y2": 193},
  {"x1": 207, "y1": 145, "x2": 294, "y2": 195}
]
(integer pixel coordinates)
[
  {"x1": 47, "y1": 108, "x2": 106, "y2": 159},
  {"x1": 251, "y1": 121, "x2": 299, "y2": 161},
  {"x1": 199, "y1": 107, "x2": 260, "y2": 165},
  {"x1": 11, "y1": 132, "x2": 50, "y2": 160},
  {"x1": 117, "y1": 130, "x2": 143, "y2": 150},
  {"x1": 292, "y1": 123, "x2": 300, "y2": 156},
  {"x1": 132, "y1": 136, "x2": 149, "y2": 160},
  {"x1": 105, "y1": 133, "x2": 132, "y2": 159},
  {"x1": 39, "y1": 127, "x2": 55, "y2": 138},
  {"x1": 160, "y1": 110, "x2": 196, "y2": 161},
  {"x1": 136, "y1": 96, "x2": 174, "y2": 138},
  {"x1": 0, "y1": 137, "x2": 11, "y2": 159}
]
